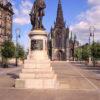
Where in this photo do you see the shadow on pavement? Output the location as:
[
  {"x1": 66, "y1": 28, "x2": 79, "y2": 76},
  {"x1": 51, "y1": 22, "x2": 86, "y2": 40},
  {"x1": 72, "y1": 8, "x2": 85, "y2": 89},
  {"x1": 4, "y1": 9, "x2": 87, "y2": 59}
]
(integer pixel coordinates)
[{"x1": 7, "y1": 73, "x2": 19, "y2": 79}]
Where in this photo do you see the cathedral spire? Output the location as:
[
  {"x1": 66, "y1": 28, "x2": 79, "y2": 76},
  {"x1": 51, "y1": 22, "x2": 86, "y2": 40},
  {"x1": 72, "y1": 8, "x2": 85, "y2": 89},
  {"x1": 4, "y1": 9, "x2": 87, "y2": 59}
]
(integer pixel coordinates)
[
  {"x1": 58, "y1": 0, "x2": 61, "y2": 4},
  {"x1": 55, "y1": 0, "x2": 65, "y2": 28}
]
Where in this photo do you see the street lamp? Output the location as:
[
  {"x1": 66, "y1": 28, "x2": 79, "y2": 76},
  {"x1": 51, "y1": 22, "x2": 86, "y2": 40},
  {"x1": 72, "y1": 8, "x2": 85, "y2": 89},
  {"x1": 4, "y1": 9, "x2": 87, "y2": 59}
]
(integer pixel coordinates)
[
  {"x1": 89, "y1": 26, "x2": 95, "y2": 66},
  {"x1": 15, "y1": 28, "x2": 21, "y2": 66},
  {"x1": 72, "y1": 34, "x2": 76, "y2": 61},
  {"x1": 89, "y1": 26, "x2": 95, "y2": 44}
]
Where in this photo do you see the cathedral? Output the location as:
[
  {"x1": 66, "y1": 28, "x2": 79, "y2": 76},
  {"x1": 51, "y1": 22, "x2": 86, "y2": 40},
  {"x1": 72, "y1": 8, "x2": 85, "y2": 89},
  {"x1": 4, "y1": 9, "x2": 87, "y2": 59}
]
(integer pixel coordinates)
[
  {"x1": 48, "y1": 0, "x2": 70, "y2": 61},
  {"x1": 0, "y1": 0, "x2": 13, "y2": 45}
]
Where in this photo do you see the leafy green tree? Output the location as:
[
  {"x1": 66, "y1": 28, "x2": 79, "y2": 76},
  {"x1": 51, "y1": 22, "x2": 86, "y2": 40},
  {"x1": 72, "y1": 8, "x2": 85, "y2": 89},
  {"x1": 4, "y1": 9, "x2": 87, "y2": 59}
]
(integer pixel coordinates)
[
  {"x1": 1, "y1": 40, "x2": 15, "y2": 68},
  {"x1": 16, "y1": 44, "x2": 25, "y2": 63},
  {"x1": 75, "y1": 45, "x2": 90, "y2": 61},
  {"x1": 75, "y1": 48, "x2": 82, "y2": 61},
  {"x1": 81, "y1": 44, "x2": 90, "y2": 61},
  {"x1": 91, "y1": 43, "x2": 100, "y2": 66}
]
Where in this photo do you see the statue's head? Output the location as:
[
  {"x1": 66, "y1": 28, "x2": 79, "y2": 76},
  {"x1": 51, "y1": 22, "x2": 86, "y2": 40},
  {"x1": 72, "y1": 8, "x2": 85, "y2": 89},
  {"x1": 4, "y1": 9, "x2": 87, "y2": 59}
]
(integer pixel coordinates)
[{"x1": 36, "y1": 0, "x2": 45, "y2": 5}]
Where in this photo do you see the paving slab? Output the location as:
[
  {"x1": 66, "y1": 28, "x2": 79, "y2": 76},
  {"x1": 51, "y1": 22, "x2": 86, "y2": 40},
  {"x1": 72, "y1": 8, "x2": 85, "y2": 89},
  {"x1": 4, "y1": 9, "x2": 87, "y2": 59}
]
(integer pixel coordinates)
[
  {"x1": 51, "y1": 62, "x2": 100, "y2": 90},
  {"x1": 0, "y1": 89, "x2": 100, "y2": 100},
  {"x1": 0, "y1": 62, "x2": 100, "y2": 100}
]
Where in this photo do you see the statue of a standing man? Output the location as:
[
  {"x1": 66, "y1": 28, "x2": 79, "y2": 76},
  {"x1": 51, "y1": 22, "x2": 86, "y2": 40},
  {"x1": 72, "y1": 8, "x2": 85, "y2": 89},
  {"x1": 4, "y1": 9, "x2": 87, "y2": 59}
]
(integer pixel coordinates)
[{"x1": 30, "y1": 0, "x2": 46, "y2": 30}]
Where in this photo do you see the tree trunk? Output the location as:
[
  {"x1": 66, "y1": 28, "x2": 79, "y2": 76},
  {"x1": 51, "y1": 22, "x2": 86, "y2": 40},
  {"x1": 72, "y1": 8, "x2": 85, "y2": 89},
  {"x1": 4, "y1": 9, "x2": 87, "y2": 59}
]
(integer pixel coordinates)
[
  {"x1": 3, "y1": 58, "x2": 8, "y2": 68},
  {"x1": 93, "y1": 58, "x2": 96, "y2": 67}
]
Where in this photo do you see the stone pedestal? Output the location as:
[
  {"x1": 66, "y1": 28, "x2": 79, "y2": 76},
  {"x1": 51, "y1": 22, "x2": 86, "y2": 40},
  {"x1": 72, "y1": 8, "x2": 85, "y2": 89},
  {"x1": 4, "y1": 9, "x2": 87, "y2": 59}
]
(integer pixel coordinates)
[{"x1": 15, "y1": 30, "x2": 59, "y2": 89}]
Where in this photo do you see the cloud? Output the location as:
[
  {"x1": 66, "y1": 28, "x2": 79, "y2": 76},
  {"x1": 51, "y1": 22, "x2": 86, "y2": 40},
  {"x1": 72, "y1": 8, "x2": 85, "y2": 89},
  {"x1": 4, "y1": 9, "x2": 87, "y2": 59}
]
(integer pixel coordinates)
[
  {"x1": 71, "y1": 0, "x2": 100, "y2": 44},
  {"x1": 88, "y1": 0, "x2": 100, "y2": 5},
  {"x1": 13, "y1": 0, "x2": 32, "y2": 25},
  {"x1": 14, "y1": 17, "x2": 30, "y2": 25}
]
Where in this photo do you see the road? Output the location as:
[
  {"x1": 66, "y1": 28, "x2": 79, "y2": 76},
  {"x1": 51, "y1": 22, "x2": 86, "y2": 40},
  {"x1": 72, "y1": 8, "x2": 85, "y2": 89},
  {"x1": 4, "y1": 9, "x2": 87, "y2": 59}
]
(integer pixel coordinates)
[
  {"x1": 52, "y1": 62, "x2": 100, "y2": 90},
  {"x1": 0, "y1": 62, "x2": 99, "y2": 100}
]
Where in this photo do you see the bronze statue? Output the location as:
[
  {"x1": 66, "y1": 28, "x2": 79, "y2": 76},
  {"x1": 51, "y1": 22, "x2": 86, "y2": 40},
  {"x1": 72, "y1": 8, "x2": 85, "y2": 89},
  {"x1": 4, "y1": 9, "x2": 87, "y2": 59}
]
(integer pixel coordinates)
[{"x1": 30, "y1": 0, "x2": 46, "y2": 30}]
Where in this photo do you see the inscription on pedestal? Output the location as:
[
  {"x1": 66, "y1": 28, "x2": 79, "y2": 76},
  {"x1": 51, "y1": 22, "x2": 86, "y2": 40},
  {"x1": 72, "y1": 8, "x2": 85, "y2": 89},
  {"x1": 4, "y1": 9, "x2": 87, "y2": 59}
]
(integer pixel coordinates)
[{"x1": 31, "y1": 40, "x2": 43, "y2": 50}]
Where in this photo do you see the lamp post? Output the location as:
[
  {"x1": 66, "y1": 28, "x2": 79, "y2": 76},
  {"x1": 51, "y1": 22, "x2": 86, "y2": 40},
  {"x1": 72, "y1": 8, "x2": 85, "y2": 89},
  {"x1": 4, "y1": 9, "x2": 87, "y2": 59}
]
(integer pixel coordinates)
[
  {"x1": 89, "y1": 26, "x2": 95, "y2": 44},
  {"x1": 89, "y1": 26, "x2": 95, "y2": 66},
  {"x1": 73, "y1": 34, "x2": 76, "y2": 61},
  {"x1": 15, "y1": 28, "x2": 21, "y2": 66},
  {"x1": 88, "y1": 27, "x2": 92, "y2": 65}
]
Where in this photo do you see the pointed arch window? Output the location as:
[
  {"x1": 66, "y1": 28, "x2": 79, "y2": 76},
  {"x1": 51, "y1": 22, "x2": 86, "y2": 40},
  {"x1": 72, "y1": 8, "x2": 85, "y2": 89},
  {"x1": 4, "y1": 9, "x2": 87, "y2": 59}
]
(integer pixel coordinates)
[{"x1": 55, "y1": 30, "x2": 62, "y2": 48}]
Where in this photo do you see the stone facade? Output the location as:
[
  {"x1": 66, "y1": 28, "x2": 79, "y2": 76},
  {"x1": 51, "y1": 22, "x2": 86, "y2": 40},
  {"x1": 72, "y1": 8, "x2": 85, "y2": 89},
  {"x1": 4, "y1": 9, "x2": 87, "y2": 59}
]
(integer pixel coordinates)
[
  {"x1": 48, "y1": 0, "x2": 70, "y2": 61},
  {"x1": 0, "y1": 0, "x2": 13, "y2": 45},
  {"x1": 69, "y1": 32, "x2": 80, "y2": 61}
]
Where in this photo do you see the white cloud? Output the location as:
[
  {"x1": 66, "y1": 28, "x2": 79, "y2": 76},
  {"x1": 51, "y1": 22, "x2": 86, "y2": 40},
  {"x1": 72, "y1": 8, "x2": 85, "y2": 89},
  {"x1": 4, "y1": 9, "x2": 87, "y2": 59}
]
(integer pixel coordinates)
[
  {"x1": 88, "y1": 0, "x2": 100, "y2": 5},
  {"x1": 72, "y1": 0, "x2": 100, "y2": 44},
  {"x1": 14, "y1": 17, "x2": 30, "y2": 25},
  {"x1": 13, "y1": 0, "x2": 32, "y2": 25}
]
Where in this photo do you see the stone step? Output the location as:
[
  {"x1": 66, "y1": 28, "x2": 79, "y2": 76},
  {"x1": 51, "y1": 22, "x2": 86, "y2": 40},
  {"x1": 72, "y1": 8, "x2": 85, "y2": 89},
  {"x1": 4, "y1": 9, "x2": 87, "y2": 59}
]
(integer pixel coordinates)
[
  {"x1": 19, "y1": 73, "x2": 57, "y2": 79},
  {"x1": 22, "y1": 68, "x2": 53, "y2": 73},
  {"x1": 24, "y1": 63, "x2": 51, "y2": 68},
  {"x1": 25, "y1": 60, "x2": 50, "y2": 64},
  {"x1": 27, "y1": 55, "x2": 49, "y2": 61},
  {"x1": 16, "y1": 78, "x2": 58, "y2": 89}
]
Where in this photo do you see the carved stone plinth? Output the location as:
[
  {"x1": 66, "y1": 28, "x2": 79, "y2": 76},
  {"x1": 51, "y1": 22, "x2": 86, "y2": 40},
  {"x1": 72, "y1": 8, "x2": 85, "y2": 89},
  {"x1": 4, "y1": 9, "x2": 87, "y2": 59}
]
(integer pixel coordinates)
[{"x1": 15, "y1": 30, "x2": 59, "y2": 89}]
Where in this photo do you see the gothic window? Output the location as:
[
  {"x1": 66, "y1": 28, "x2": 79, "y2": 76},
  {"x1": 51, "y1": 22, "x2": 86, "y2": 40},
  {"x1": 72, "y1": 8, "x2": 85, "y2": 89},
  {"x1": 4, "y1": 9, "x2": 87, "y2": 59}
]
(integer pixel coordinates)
[
  {"x1": 58, "y1": 33, "x2": 62, "y2": 48},
  {"x1": 55, "y1": 31, "x2": 62, "y2": 48},
  {"x1": 55, "y1": 33, "x2": 59, "y2": 48}
]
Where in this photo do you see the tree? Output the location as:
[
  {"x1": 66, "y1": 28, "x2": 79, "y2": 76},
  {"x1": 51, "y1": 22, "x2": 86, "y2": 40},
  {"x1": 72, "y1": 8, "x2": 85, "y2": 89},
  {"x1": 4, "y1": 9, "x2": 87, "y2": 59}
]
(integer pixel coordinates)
[
  {"x1": 16, "y1": 44, "x2": 25, "y2": 64},
  {"x1": 1, "y1": 40, "x2": 15, "y2": 68},
  {"x1": 91, "y1": 43, "x2": 100, "y2": 67},
  {"x1": 75, "y1": 48, "x2": 82, "y2": 61},
  {"x1": 75, "y1": 44, "x2": 90, "y2": 61},
  {"x1": 81, "y1": 45, "x2": 90, "y2": 61}
]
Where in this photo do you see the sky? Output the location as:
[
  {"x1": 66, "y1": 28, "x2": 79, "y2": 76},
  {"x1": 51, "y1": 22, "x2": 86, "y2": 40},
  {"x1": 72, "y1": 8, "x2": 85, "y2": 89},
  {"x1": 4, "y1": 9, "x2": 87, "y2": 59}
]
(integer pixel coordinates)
[{"x1": 9, "y1": 0, "x2": 100, "y2": 49}]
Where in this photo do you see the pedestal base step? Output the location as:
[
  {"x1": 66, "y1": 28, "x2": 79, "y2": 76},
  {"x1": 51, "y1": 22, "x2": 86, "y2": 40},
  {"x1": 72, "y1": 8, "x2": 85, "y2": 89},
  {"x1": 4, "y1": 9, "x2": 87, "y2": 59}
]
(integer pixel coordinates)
[
  {"x1": 22, "y1": 68, "x2": 53, "y2": 73},
  {"x1": 24, "y1": 63, "x2": 51, "y2": 69},
  {"x1": 15, "y1": 79, "x2": 59, "y2": 89},
  {"x1": 25, "y1": 60, "x2": 50, "y2": 64},
  {"x1": 19, "y1": 73, "x2": 56, "y2": 79}
]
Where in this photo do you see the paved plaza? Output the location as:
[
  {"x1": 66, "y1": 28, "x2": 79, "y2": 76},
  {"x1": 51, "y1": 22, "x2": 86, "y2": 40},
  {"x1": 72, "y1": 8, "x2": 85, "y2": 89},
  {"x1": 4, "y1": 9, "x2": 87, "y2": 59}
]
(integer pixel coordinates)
[{"x1": 0, "y1": 62, "x2": 100, "y2": 100}]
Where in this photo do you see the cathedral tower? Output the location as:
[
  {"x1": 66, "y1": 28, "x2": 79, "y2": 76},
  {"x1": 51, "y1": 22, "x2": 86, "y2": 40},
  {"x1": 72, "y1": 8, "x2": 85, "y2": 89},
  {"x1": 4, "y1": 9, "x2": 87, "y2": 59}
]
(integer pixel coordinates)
[{"x1": 50, "y1": 0, "x2": 70, "y2": 61}]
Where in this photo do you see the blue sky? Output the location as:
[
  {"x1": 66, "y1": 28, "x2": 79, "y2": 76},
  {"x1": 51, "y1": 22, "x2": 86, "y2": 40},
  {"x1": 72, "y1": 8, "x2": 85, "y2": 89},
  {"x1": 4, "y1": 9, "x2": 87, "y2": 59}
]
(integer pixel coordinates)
[{"x1": 12, "y1": 0, "x2": 100, "y2": 49}]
